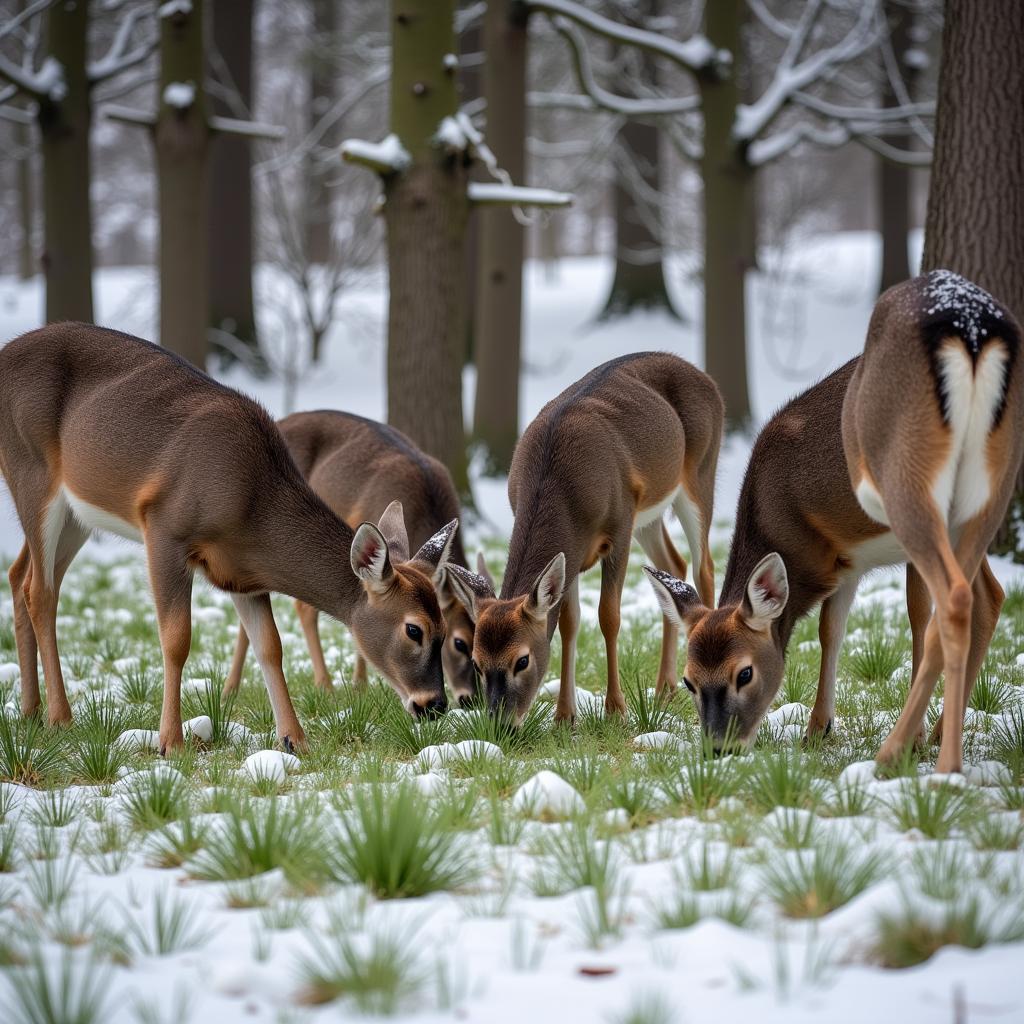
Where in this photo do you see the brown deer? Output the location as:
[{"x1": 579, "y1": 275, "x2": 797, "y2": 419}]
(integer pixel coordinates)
[
  {"x1": 646, "y1": 271, "x2": 1023, "y2": 774},
  {"x1": 0, "y1": 324, "x2": 459, "y2": 754},
  {"x1": 447, "y1": 353, "x2": 723, "y2": 725},
  {"x1": 223, "y1": 409, "x2": 481, "y2": 705}
]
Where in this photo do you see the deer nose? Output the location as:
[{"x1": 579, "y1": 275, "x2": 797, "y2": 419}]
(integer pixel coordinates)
[{"x1": 412, "y1": 694, "x2": 448, "y2": 718}]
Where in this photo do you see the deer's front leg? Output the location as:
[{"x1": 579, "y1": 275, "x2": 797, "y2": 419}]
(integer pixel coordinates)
[
  {"x1": 807, "y1": 576, "x2": 858, "y2": 739},
  {"x1": 555, "y1": 576, "x2": 580, "y2": 725},
  {"x1": 599, "y1": 533, "x2": 630, "y2": 718}
]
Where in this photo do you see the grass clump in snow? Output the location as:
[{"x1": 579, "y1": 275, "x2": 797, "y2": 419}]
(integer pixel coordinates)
[
  {"x1": 0, "y1": 713, "x2": 65, "y2": 786},
  {"x1": 884, "y1": 779, "x2": 982, "y2": 839},
  {"x1": 2, "y1": 947, "x2": 111, "y2": 1024}
]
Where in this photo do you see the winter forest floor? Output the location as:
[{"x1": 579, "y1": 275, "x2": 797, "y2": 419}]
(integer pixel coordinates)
[{"x1": 1, "y1": 234, "x2": 1023, "y2": 1023}]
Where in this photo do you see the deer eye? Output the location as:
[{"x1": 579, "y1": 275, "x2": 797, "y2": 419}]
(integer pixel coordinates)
[
  {"x1": 737, "y1": 666, "x2": 754, "y2": 688},
  {"x1": 514, "y1": 655, "x2": 530, "y2": 674},
  {"x1": 405, "y1": 623, "x2": 423, "y2": 644},
  {"x1": 683, "y1": 677, "x2": 696, "y2": 694},
  {"x1": 453, "y1": 637, "x2": 469, "y2": 655}
]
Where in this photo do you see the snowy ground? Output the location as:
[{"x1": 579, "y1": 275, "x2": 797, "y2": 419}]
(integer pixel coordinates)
[{"x1": 1, "y1": 234, "x2": 1023, "y2": 1023}]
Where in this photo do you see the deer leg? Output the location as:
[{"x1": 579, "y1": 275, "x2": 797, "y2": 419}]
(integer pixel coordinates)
[
  {"x1": 223, "y1": 625, "x2": 249, "y2": 696},
  {"x1": 351, "y1": 650, "x2": 368, "y2": 688},
  {"x1": 554, "y1": 576, "x2": 580, "y2": 725},
  {"x1": 807, "y1": 574, "x2": 859, "y2": 738},
  {"x1": 905, "y1": 563, "x2": 933, "y2": 744},
  {"x1": 295, "y1": 599, "x2": 333, "y2": 690},
  {"x1": 145, "y1": 533, "x2": 193, "y2": 755},
  {"x1": 8, "y1": 544, "x2": 40, "y2": 717},
  {"x1": 230, "y1": 592, "x2": 306, "y2": 752},
  {"x1": 599, "y1": 531, "x2": 630, "y2": 718},
  {"x1": 672, "y1": 487, "x2": 715, "y2": 608},
  {"x1": 635, "y1": 520, "x2": 685, "y2": 696}
]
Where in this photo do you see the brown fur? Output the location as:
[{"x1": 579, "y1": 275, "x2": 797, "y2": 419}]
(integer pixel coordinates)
[
  {"x1": 0, "y1": 324, "x2": 456, "y2": 752},
  {"x1": 223, "y1": 410, "x2": 477, "y2": 703},
  {"x1": 452, "y1": 352, "x2": 723, "y2": 724}
]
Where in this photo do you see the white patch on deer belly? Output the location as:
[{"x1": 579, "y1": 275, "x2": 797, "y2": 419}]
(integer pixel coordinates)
[
  {"x1": 634, "y1": 485, "x2": 680, "y2": 532},
  {"x1": 63, "y1": 486, "x2": 143, "y2": 544},
  {"x1": 854, "y1": 477, "x2": 890, "y2": 526},
  {"x1": 849, "y1": 531, "x2": 906, "y2": 574}
]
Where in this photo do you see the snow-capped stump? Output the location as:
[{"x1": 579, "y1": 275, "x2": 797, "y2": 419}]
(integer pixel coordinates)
[
  {"x1": 633, "y1": 731, "x2": 685, "y2": 752},
  {"x1": 0, "y1": 663, "x2": 21, "y2": 683},
  {"x1": 512, "y1": 770, "x2": 585, "y2": 819},
  {"x1": 115, "y1": 728, "x2": 161, "y2": 753},
  {"x1": 243, "y1": 750, "x2": 300, "y2": 784},
  {"x1": 183, "y1": 715, "x2": 213, "y2": 743},
  {"x1": 451, "y1": 739, "x2": 504, "y2": 762}
]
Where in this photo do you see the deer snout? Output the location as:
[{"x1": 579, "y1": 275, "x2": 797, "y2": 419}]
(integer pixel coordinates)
[{"x1": 410, "y1": 693, "x2": 448, "y2": 718}]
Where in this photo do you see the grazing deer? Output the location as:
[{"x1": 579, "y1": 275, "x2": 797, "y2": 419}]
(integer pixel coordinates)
[
  {"x1": 646, "y1": 272, "x2": 1023, "y2": 773},
  {"x1": 0, "y1": 324, "x2": 458, "y2": 754},
  {"x1": 448, "y1": 353, "x2": 723, "y2": 724},
  {"x1": 223, "y1": 409, "x2": 481, "y2": 705}
]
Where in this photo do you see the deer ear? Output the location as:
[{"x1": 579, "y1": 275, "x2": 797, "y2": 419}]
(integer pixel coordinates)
[
  {"x1": 476, "y1": 551, "x2": 496, "y2": 592},
  {"x1": 411, "y1": 519, "x2": 458, "y2": 584},
  {"x1": 643, "y1": 566, "x2": 705, "y2": 634},
  {"x1": 524, "y1": 553, "x2": 565, "y2": 622},
  {"x1": 446, "y1": 562, "x2": 496, "y2": 623},
  {"x1": 376, "y1": 500, "x2": 410, "y2": 563},
  {"x1": 740, "y1": 553, "x2": 789, "y2": 631},
  {"x1": 351, "y1": 522, "x2": 394, "y2": 591}
]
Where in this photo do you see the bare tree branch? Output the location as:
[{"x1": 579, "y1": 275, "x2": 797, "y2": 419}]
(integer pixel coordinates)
[{"x1": 88, "y1": 4, "x2": 158, "y2": 84}]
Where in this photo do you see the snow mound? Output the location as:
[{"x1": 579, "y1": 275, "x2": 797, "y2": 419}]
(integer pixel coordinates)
[
  {"x1": 411, "y1": 771, "x2": 447, "y2": 797},
  {"x1": 838, "y1": 760, "x2": 877, "y2": 786},
  {"x1": 512, "y1": 770, "x2": 585, "y2": 819},
  {"x1": 452, "y1": 739, "x2": 504, "y2": 762},
  {"x1": 163, "y1": 82, "x2": 196, "y2": 109},
  {"x1": 963, "y1": 761, "x2": 1012, "y2": 787},
  {"x1": 116, "y1": 728, "x2": 160, "y2": 753},
  {"x1": 243, "y1": 750, "x2": 300, "y2": 784},
  {"x1": 183, "y1": 715, "x2": 213, "y2": 742},
  {"x1": 0, "y1": 663, "x2": 20, "y2": 682},
  {"x1": 634, "y1": 730, "x2": 685, "y2": 752},
  {"x1": 764, "y1": 702, "x2": 810, "y2": 728}
]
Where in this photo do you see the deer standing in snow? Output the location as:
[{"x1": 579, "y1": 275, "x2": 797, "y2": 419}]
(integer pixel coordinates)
[
  {"x1": 0, "y1": 324, "x2": 458, "y2": 753},
  {"x1": 646, "y1": 272, "x2": 1023, "y2": 773},
  {"x1": 223, "y1": 409, "x2": 484, "y2": 706},
  {"x1": 448, "y1": 352, "x2": 722, "y2": 724}
]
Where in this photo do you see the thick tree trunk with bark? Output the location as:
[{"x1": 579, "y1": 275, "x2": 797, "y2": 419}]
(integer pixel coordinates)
[
  {"x1": 471, "y1": 0, "x2": 528, "y2": 475},
  {"x1": 460, "y1": 11, "x2": 483, "y2": 364},
  {"x1": 156, "y1": 0, "x2": 210, "y2": 368},
  {"x1": 600, "y1": 0, "x2": 675, "y2": 320},
  {"x1": 877, "y1": 0, "x2": 913, "y2": 293},
  {"x1": 39, "y1": 0, "x2": 93, "y2": 322},
  {"x1": 921, "y1": 0, "x2": 1024, "y2": 558},
  {"x1": 700, "y1": 0, "x2": 752, "y2": 429},
  {"x1": 207, "y1": 0, "x2": 258, "y2": 356},
  {"x1": 306, "y1": 0, "x2": 336, "y2": 269},
  {"x1": 385, "y1": 0, "x2": 471, "y2": 496}
]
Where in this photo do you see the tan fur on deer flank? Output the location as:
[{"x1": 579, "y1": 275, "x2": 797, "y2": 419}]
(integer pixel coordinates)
[
  {"x1": 448, "y1": 352, "x2": 723, "y2": 725},
  {"x1": 0, "y1": 323, "x2": 458, "y2": 753},
  {"x1": 646, "y1": 273, "x2": 1023, "y2": 772},
  {"x1": 222, "y1": 409, "x2": 479, "y2": 704}
]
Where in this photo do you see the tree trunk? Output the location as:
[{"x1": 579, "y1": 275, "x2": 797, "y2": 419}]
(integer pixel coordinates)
[
  {"x1": 306, "y1": 0, "x2": 336, "y2": 268},
  {"x1": 156, "y1": 0, "x2": 210, "y2": 368},
  {"x1": 921, "y1": 0, "x2": 1024, "y2": 558},
  {"x1": 877, "y1": 0, "x2": 914, "y2": 293},
  {"x1": 600, "y1": 0, "x2": 676, "y2": 320},
  {"x1": 39, "y1": 0, "x2": 93, "y2": 322},
  {"x1": 700, "y1": 0, "x2": 752, "y2": 430},
  {"x1": 16, "y1": 116, "x2": 35, "y2": 281},
  {"x1": 471, "y1": 0, "x2": 528, "y2": 475},
  {"x1": 459, "y1": 10, "x2": 482, "y2": 365},
  {"x1": 385, "y1": 0, "x2": 471, "y2": 497},
  {"x1": 207, "y1": 0, "x2": 258, "y2": 357}
]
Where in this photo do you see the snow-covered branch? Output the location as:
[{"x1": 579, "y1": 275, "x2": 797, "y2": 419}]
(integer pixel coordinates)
[
  {"x1": 527, "y1": 0, "x2": 724, "y2": 74},
  {"x1": 735, "y1": 0, "x2": 883, "y2": 142},
  {"x1": 551, "y1": 16, "x2": 701, "y2": 117},
  {"x1": 88, "y1": 4, "x2": 157, "y2": 84},
  {"x1": 340, "y1": 134, "x2": 411, "y2": 174},
  {"x1": 103, "y1": 103, "x2": 158, "y2": 127},
  {"x1": 0, "y1": 0, "x2": 55, "y2": 43},
  {"x1": 856, "y1": 134, "x2": 931, "y2": 167},
  {"x1": 0, "y1": 52, "x2": 65, "y2": 101},
  {"x1": 790, "y1": 91, "x2": 935, "y2": 124},
  {"x1": 467, "y1": 183, "x2": 573, "y2": 207},
  {"x1": 746, "y1": 0, "x2": 794, "y2": 40},
  {"x1": 748, "y1": 120, "x2": 853, "y2": 166},
  {"x1": 209, "y1": 115, "x2": 287, "y2": 140}
]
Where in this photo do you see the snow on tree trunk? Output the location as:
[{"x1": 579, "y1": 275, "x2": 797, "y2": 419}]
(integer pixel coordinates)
[
  {"x1": 156, "y1": 0, "x2": 210, "y2": 368},
  {"x1": 600, "y1": 0, "x2": 676, "y2": 321},
  {"x1": 921, "y1": 0, "x2": 1024, "y2": 559},
  {"x1": 877, "y1": 0, "x2": 914, "y2": 294},
  {"x1": 471, "y1": 0, "x2": 528, "y2": 476},
  {"x1": 700, "y1": 0, "x2": 752, "y2": 430},
  {"x1": 385, "y1": 0, "x2": 471, "y2": 497},
  {"x1": 207, "y1": 0, "x2": 259, "y2": 360},
  {"x1": 40, "y1": 0, "x2": 94, "y2": 323}
]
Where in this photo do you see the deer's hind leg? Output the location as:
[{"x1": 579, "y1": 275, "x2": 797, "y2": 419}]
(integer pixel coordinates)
[
  {"x1": 8, "y1": 544, "x2": 40, "y2": 717},
  {"x1": 295, "y1": 600, "x2": 333, "y2": 690}
]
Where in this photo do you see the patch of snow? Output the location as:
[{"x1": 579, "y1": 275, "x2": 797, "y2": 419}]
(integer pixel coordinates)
[
  {"x1": 183, "y1": 715, "x2": 213, "y2": 742},
  {"x1": 468, "y1": 183, "x2": 572, "y2": 207},
  {"x1": 634, "y1": 731, "x2": 684, "y2": 752},
  {"x1": 340, "y1": 134, "x2": 411, "y2": 172},
  {"x1": 162, "y1": 81, "x2": 196, "y2": 110},
  {"x1": 923, "y1": 269, "x2": 1005, "y2": 351},
  {"x1": 512, "y1": 770, "x2": 584, "y2": 818},
  {"x1": 115, "y1": 728, "x2": 160, "y2": 753},
  {"x1": 242, "y1": 749, "x2": 300, "y2": 783},
  {"x1": 452, "y1": 739, "x2": 504, "y2": 762},
  {"x1": 0, "y1": 663, "x2": 20, "y2": 682},
  {"x1": 158, "y1": 0, "x2": 192, "y2": 17}
]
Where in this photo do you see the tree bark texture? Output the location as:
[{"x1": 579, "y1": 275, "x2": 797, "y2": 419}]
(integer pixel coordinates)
[
  {"x1": 700, "y1": 0, "x2": 752, "y2": 429},
  {"x1": 459, "y1": 10, "x2": 482, "y2": 364},
  {"x1": 39, "y1": 0, "x2": 94, "y2": 322},
  {"x1": 207, "y1": 0, "x2": 258, "y2": 354},
  {"x1": 385, "y1": 0, "x2": 471, "y2": 496},
  {"x1": 471, "y1": 0, "x2": 528, "y2": 475},
  {"x1": 877, "y1": 0, "x2": 914, "y2": 293},
  {"x1": 17, "y1": 116, "x2": 35, "y2": 281},
  {"x1": 921, "y1": 0, "x2": 1024, "y2": 558},
  {"x1": 306, "y1": 0, "x2": 336, "y2": 269},
  {"x1": 601, "y1": 0, "x2": 675, "y2": 319},
  {"x1": 156, "y1": 0, "x2": 210, "y2": 368}
]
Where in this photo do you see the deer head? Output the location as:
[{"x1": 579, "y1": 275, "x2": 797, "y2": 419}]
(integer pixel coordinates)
[
  {"x1": 644, "y1": 552, "x2": 789, "y2": 750},
  {"x1": 447, "y1": 553, "x2": 565, "y2": 723},
  {"x1": 349, "y1": 502, "x2": 458, "y2": 717}
]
